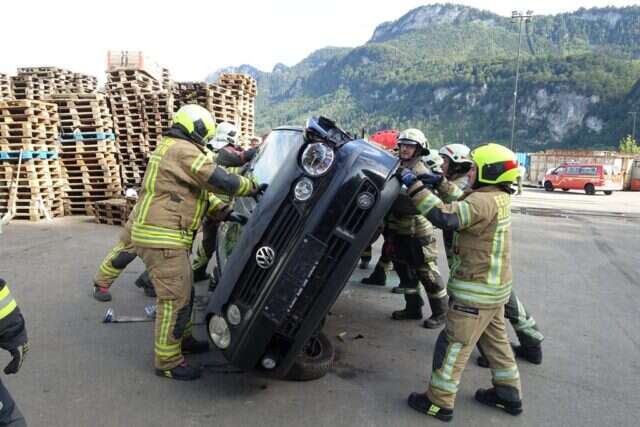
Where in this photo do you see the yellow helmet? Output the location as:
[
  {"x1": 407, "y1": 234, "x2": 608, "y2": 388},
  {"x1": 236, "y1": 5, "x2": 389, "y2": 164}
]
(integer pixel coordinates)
[
  {"x1": 173, "y1": 104, "x2": 216, "y2": 145},
  {"x1": 471, "y1": 143, "x2": 520, "y2": 185}
]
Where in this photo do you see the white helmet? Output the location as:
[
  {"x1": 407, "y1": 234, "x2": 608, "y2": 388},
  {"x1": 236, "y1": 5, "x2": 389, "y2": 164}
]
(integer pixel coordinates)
[
  {"x1": 439, "y1": 144, "x2": 473, "y2": 165},
  {"x1": 422, "y1": 151, "x2": 444, "y2": 173},
  {"x1": 398, "y1": 128, "x2": 429, "y2": 153},
  {"x1": 207, "y1": 122, "x2": 238, "y2": 150}
]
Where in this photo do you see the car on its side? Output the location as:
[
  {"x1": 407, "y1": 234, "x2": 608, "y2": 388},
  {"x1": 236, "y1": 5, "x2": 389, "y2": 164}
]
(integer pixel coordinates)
[
  {"x1": 206, "y1": 117, "x2": 400, "y2": 380},
  {"x1": 543, "y1": 162, "x2": 622, "y2": 195}
]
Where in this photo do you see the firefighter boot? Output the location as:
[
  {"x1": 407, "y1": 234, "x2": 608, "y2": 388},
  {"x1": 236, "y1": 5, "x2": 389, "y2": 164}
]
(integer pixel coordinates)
[
  {"x1": 155, "y1": 361, "x2": 202, "y2": 381},
  {"x1": 423, "y1": 297, "x2": 447, "y2": 329},
  {"x1": 182, "y1": 335, "x2": 210, "y2": 355},
  {"x1": 361, "y1": 264, "x2": 386, "y2": 286},
  {"x1": 512, "y1": 343, "x2": 542, "y2": 365},
  {"x1": 408, "y1": 392, "x2": 453, "y2": 422},
  {"x1": 475, "y1": 386, "x2": 523, "y2": 416},
  {"x1": 391, "y1": 262, "x2": 413, "y2": 294},
  {"x1": 92, "y1": 285, "x2": 112, "y2": 302},
  {"x1": 134, "y1": 271, "x2": 156, "y2": 297},
  {"x1": 392, "y1": 291, "x2": 423, "y2": 320}
]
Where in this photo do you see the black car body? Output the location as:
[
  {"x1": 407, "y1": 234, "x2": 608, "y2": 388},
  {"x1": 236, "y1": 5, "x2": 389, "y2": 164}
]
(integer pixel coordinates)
[{"x1": 206, "y1": 117, "x2": 400, "y2": 378}]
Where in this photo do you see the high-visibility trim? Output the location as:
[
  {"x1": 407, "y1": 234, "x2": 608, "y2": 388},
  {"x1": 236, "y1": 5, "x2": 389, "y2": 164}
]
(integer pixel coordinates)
[
  {"x1": 98, "y1": 242, "x2": 127, "y2": 277},
  {"x1": 442, "y1": 184, "x2": 464, "y2": 202},
  {"x1": 430, "y1": 371, "x2": 458, "y2": 393},
  {"x1": 192, "y1": 243, "x2": 208, "y2": 270},
  {"x1": 206, "y1": 196, "x2": 225, "y2": 216},
  {"x1": 0, "y1": 298, "x2": 17, "y2": 320},
  {"x1": 441, "y1": 342, "x2": 462, "y2": 380},
  {"x1": 189, "y1": 189, "x2": 207, "y2": 230},
  {"x1": 131, "y1": 222, "x2": 193, "y2": 248},
  {"x1": 155, "y1": 343, "x2": 181, "y2": 358},
  {"x1": 513, "y1": 299, "x2": 545, "y2": 342},
  {"x1": 487, "y1": 220, "x2": 508, "y2": 287},
  {"x1": 416, "y1": 192, "x2": 441, "y2": 214},
  {"x1": 492, "y1": 366, "x2": 520, "y2": 381},
  {"x1": 137, "y1": 138, "x2": 176, "y2": 224},
  {"x1": 159, "y1": 300, "x2": 173, "y2": 348},
  {"x1": 457, "y1": 201, "x2": 472, "y2": 227},
  {"x1": 448, "y1": 278, "x2": 512, "y2": 306},
  {"x1": 427, "y1": 288, "x2": 448, "y2": 299},
  {"x1": 0, "y1": 287, "x2": 10, "y2": 302},
  {"x1": 190, "y1": 153, "x2": 209, "y2": 175}
]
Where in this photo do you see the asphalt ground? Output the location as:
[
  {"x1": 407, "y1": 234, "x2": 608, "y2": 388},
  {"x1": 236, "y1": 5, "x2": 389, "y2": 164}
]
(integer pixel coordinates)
[{"x1": 0, "y1": 189, "x2": 638, "y2": 426}]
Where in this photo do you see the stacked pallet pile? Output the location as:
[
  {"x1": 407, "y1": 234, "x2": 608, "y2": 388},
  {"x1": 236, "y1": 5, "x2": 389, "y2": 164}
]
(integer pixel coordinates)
[
  {"x1": 217, "y1": 73, "x2": 257, "y2": 138},
  {"x1": 11, "y1": 67, "x2": 96, "y2": 99},
  {"x1": 47, "y1": 94, "x2": 121, "y2": 215},
  {"x1": 0, "y1": 74, "x2": 12, "y2": 99},
  {"x1": 173, "y1": 82, "x2": 238, "y2": 127},
  {"x1": 0, "y1": 100, "x2": 66, "y2": 221},
  {"x1": 106, "y1": 68, "x2": 164, "y2": 187}
]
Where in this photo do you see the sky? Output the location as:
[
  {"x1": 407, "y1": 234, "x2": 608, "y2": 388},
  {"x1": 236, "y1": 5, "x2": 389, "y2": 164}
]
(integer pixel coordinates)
[{"x1": 1, "y1": 0, "x2": 638, "y2": 82}]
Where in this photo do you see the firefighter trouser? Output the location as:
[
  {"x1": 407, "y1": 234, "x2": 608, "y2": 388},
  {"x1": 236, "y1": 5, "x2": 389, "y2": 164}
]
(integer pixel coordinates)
[
  {"x1": 505, "y1": 291, "x2": 544, "y2": 347},
  {"x1": 428, "y1": 303, "x2": 522, "y2": 409},
  {"x1": 136, "y1": 246, "x2": 194, "y2": 370},
  {"x1": 0, "y1": 378, "x2": 25, "y2": 427},
  {"x1": 192, "y1": 217, "x2": 218, "y2": 272},
  {"x1": 93, "y1": 227, "x2": 137, "y2": 288},
  {"x1": 390, "y1": 233, "x2": 447, "y2": 317}
]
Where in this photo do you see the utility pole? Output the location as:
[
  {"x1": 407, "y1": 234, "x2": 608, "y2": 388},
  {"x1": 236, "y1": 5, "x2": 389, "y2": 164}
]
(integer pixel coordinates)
[
  {"x1": 509, "y1": 10, "x2": 534, "y2": 152},
  {"x1": 629, "y1": 111, "x2": 638, "y2": 141}
]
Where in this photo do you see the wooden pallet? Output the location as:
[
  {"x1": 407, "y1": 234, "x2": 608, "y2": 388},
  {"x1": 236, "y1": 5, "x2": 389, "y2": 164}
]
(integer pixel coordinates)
[{"x1": 93, "y1": 198, "x2": 131, "y2": 225}]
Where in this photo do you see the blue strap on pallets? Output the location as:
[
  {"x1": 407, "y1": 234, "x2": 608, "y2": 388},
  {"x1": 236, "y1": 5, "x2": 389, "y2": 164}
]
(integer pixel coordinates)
[
  {"x1": 0, "y1": 151, "x2": 59, "y2": 161},
  {"x1": 59, "y1": 132, "x2": 116, "y2": 143}
]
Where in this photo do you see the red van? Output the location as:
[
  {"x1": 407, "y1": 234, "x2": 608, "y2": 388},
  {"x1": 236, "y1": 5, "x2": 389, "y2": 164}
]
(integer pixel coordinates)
[{"x1": 543, "y1": 162, "x2": 622, "y2": 195}]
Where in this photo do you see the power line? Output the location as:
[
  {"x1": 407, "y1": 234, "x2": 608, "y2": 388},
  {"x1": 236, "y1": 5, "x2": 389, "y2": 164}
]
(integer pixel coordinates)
[{"x1": 509, "y1": 10, "x2": 534, "y2": 152}]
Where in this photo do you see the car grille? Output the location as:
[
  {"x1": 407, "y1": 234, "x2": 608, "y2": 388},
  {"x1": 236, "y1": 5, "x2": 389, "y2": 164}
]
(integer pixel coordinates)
[
  {"x1": 339, "y1": 180, "x2": 378, "y2": 234},
  {"x1": 235, "y1": 201, "x2": 304, "y2": 307}
]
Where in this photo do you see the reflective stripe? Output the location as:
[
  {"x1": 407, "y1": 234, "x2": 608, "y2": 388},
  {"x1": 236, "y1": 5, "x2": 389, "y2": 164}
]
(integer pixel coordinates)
[
  {"x1": 189, "y1": 189, "x2": 207, "y2": 230},
  {"x1": 492, "y1": 366, "x2": 520, "y2": 381},
  {"x1": 0, "y1": 286, "x2": 17, "y2": 320},
  {"x1": 430, "y1": 371, "x2": 458, "y2": 393},
  {"x1": 448, "y1": 278, "x2": 512, "y2": 306},
  {"x1": 430, "y1": 342, "x2": 462, "y2": 394},
  {"x1": 192, "y1": 242, "x2": 208, "y2": 270},
  {"x1": 427, "y1": 288, "x2": 448, "y2": 299},
  {"x1": 190, "y1": 153, "x2": 208, "y2": 175},
  {"x1": 98, "y1": 242, "x2": 126, "y2": 278},
  {"x1": 442, "y1": 184, "x2": 464, "y2": 202},
  {"x1": 206, "y1": 194, "x2": 225, "y2": 215},
  {"x1": 416, "y1": 192, "x2": 441, "y2": 214},
  {"x1": 487, "y1": 219, "x2": 508, "y2": 287},
  {"x1": 155, "y1": 342, "x2": 181, "y2": 358},
  {"x1": 131, "y1": 222, "x2": 193, "y2": 249},
  {"x1": 137, "y1": 138, "x2": 176, "y2": 223},
  {"x1": 513, "y1": 298, "x2": 545, "y2": 342},
  {"x1": 441, "y1": 342, "x2": 462, "y2": 380},
  {"x1": 457, "y1": 201, "x2": 472, "y2": 227}
]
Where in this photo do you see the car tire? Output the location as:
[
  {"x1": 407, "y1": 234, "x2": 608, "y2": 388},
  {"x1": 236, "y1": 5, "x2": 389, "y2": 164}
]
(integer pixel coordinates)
[
  {"x1": 544, "y1": 181, "x2": 554, "y2": 192},
  {"x1": 285, "y1": 332, "x2": 335, "y2": 381},
  {"x1": 562, "y1": 188, "x2": 569, "y2": 192},
  {"x1": 604, "y1": 190, "x2": 613, "y2": 195},
  {"x1": 585, "y1": 184, "x2": 596, "y2": 195}
]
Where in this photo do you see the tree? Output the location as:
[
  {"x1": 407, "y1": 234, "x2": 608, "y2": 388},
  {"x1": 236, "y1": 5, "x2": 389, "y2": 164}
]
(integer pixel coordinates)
[{"x1": 618, "y1": 134, "x2": 640, "y2": 153}]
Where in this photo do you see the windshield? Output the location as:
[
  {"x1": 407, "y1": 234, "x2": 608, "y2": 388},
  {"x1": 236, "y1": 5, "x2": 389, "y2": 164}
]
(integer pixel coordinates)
[{"x1": 251, "y1": 130, "x2": 303, "y2": 184}]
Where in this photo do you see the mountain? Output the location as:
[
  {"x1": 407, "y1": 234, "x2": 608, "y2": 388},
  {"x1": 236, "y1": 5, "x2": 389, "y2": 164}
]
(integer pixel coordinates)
[{"x1": 210, "y1": 4, "x2": 640, "y2": 150}]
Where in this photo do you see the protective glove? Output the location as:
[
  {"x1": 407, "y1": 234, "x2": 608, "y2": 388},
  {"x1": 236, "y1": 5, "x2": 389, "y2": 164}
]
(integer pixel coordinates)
[
  {"x1": 226, "y1": 211, "x2": 248, "y2": 226},
  {"x1": 397, "y1": 167, "x2": 418, "y2": 187},
  {"x1": 4, "y1": 343, "x2": 28, "y2": 375},
  {"x1": 250, "y1": 183, "x2": 268, "y2": 198},
  {"x1": 244, "y1": 147, "x2": 258, "y2": 162},
  {"x1": 416, "y1": 170, "x2": 444, "y2": 187}
]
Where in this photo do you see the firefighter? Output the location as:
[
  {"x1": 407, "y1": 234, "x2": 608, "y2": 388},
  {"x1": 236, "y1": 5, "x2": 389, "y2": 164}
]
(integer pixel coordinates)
[
  {"x1": 401, "y1": 143, "x2": 523, "y2": 421},
  {"x1": 192, "y1": 122, "x2": 257, "y2": 282},
  {"x1": 0, "y1": 278, "x2": 29, "y2": 426},
  {"x1": 439, "y1": 149, "x2": 544, "y2": 365},
  {"x1": 130, "y1": 105, "x2": 261, "y2": 381},
  {"x1": 387, "y1": 129, "x2": 450, "y2": 329}
]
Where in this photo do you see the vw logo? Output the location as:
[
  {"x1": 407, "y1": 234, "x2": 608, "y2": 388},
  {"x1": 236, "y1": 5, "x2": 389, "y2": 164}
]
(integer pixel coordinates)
[{"x1": 256, "y1": 246, "x2": 276, "y2": 269}]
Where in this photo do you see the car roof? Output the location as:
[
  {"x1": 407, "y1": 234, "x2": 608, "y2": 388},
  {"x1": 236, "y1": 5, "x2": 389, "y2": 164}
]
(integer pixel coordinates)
[{"x1": 272, "y1": 126, "x2": 303, "y2": 132}]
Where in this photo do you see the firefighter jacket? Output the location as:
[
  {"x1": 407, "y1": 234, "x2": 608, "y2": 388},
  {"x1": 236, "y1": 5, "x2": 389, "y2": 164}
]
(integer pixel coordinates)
[
  {"x1": 388, "y1": 160, "x2": 464, "y2": 237},
  {"x1": 0, "y1": 279, "x2": 27, "y2": 353},
  {"x1": 409, "y1": 182, "x2": 512, "y2": 308},
  {"x1": 130, "y1": 136, "x2": 256, "y2": 249}
]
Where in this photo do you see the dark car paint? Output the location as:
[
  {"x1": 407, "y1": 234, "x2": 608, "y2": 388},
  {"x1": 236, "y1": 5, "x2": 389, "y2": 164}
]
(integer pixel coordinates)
[{"x1": 207, "y1": 128, "x2": 400, "y2": 375}]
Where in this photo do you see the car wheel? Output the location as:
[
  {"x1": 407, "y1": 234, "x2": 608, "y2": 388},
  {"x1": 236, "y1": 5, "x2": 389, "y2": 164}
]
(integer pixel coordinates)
[
  {"x1": 585, "y1": 184, "x2": 596, "y2": 195},
  {"x1": 285, "y1": 332, "x2": 335, "y2": 381},
  {"x1": 604, "y1": 190, "x2": 613, "y2": 195},
  {"x1": 562, "y1": 188, "x2": 569, "y2": 192},
  {"x1": 544, "y1": 181, "x2": 554, "y2": 192}
]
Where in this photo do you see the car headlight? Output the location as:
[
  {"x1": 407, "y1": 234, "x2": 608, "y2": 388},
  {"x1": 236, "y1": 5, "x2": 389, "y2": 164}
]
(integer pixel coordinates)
[
  {"x1": 227, "y1": 304, "x2": 242, "y2": 326},
  {"x1": 294, "y1": 177, "x2": 314, "y2": 201},
  {"x1": 301, "y1": 143, "x2": 335, "y2": 177},
  {"x1": 208, "y1": 315, "x2": 231, "y2": 349}
]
